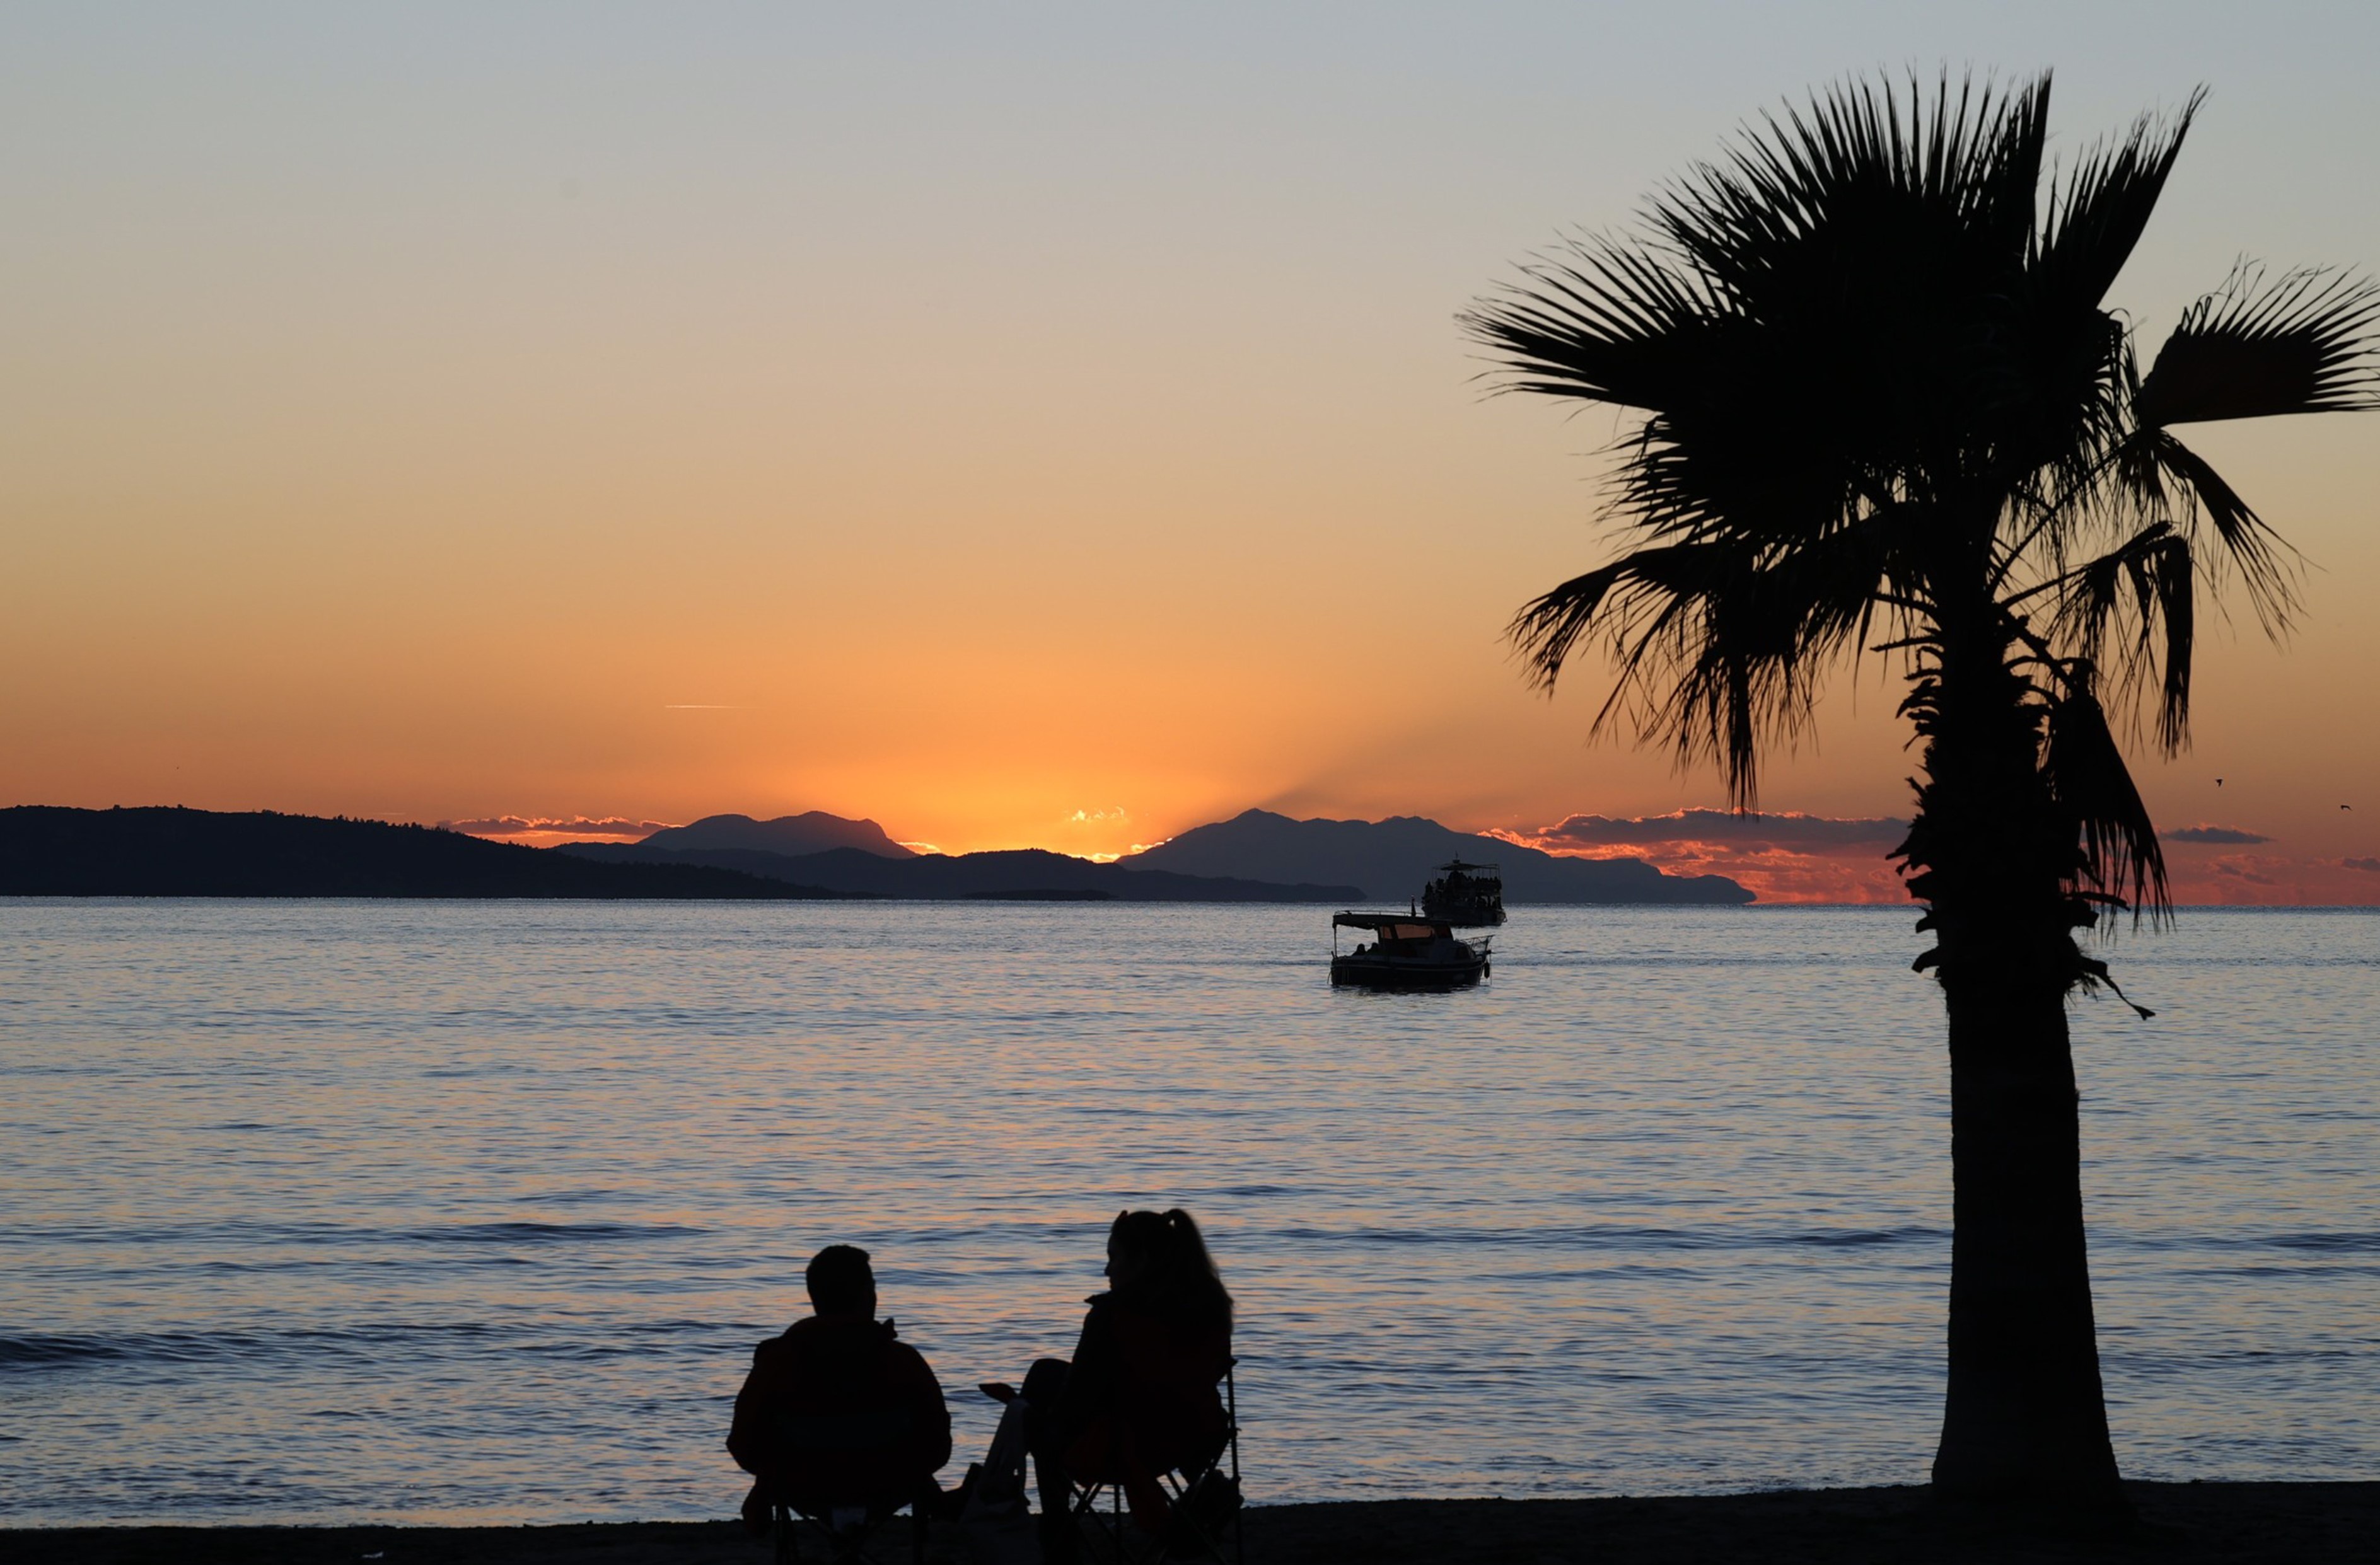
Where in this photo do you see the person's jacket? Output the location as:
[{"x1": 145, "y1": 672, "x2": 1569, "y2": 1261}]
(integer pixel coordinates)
[
  {"x1": 727, "y1": 1315, "x2": 951, "y2": 1510},
  {"x1": 1055, "y1": 1291, "x2": 1231, "y2": 1487}
]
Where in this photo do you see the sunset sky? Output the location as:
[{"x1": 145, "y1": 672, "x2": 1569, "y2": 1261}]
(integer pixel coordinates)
[{"x1": 6, "y1": 3, "x2": 2377, "y2": 902}]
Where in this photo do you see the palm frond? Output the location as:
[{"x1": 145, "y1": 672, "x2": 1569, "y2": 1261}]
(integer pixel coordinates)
[
  {"x1": 2110, "y1": 427, "x2": 2300, "y2": 635},
  {"x1": 1511, "y1": 524, "x2": 1895, "y2": 806},
  {"x1": 1990, "y1": 96, "x2": 2200, "y2": 512},
  {"x1": 1657, "y1": 71, "x2": 2048, "y2": 301},
  {"x1": 2030, "y1": 93, "x2": 2201, "y2": 311},
  {"x1": 2046, "y1": 524, "x2": 2194, "y2": 753},
  {"x1": 1508, "y1": 555, "x2": 1657, "y2": 692},
  {"x1": 1463, "y1": 241, "x2": 1721, "y2": 413},
  {"x1": 1471, "y1": 72, "x2": 2091, "y2": 627},
  {"x1": 2136, "y1": 263, "x2": 2380, "y2": 425},
  {"x1": 2043, "y1": 686, "x2": 2169, "y2": 918}
]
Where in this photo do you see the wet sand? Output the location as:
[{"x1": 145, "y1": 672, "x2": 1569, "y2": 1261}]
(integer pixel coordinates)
[{"x1": 11, "y1": 1484, "x2": 2380, "y2": 1565}]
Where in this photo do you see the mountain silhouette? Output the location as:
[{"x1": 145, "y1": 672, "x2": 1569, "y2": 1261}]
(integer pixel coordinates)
[
  {"x1": 638, "y1": 812, "x2": 914, "y2": 858},
  {"x1": 0, "y1": 807, "x2": 837, "y2": 898},
  {"x1": 559, "y1": 841, "x2": 1361, "y2": 902},
  {"x1": 1126, "y1": 809, "x2": 1753, "y2": 904},
  {"x1": 4, "y1": 803, "x2": 1749, "y2": 903}
]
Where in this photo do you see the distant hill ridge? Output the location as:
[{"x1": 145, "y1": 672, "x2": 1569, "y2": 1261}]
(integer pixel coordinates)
[
  {"x1": 569, "y1": 805, "x2": 1751, "y2": 903},
  {"x1": 0, "y1": 807, "x2": 834, "y2": 899},
  {"x1": 0, "y1": 803, "x2": 1753, "y2": 904},
  {"x1": 639, "y1": 812, "x2": 915, "y2": 858},
  {"x1": 1124, "y1": 808, "x2": 1753, "y2": 904},
  {"x1": 559, "y1": 841, "x2": 1364, "y2": 903}
]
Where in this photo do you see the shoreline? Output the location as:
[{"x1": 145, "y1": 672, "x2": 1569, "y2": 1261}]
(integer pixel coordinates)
[{"x1": 11, "y1": 1482, "x2": 2380, "y2": 1563}]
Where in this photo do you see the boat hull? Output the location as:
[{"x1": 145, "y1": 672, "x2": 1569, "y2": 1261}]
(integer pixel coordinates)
[
  {"x1": 1419, "y1": 896, "x2": 1506, "y2": 927},
  {"x1": 1329, "y1": 950, "x2": 1489, "y2": 990}
]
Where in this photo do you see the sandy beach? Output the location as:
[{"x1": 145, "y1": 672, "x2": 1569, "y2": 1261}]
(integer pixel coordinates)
[{"x1": 12, "y1": 1483, "x2": 2380, "y2": 1565}]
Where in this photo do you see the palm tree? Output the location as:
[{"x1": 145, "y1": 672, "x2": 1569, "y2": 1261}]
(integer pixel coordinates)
[{"x1": 1465, "y1": 73, "x2": 2377, "y2": 1508}]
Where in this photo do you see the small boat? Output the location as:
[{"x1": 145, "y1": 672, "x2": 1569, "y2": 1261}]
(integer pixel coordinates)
[
  {"x1": 1330, "y1": 912, "x2": 1491, "y2": 989},
  {"x1": 1420, "y1": 859, "x2": 1506, "y2": 926}
]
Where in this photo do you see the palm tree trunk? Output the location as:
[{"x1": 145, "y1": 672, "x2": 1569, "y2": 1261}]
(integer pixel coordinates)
[
  {"x1": 1933, "y1": 974, "x2": 2120, "y2": 1503},
  {"x1": 1906, "y1": 623, "x2": 2123, "y2": 1508}
]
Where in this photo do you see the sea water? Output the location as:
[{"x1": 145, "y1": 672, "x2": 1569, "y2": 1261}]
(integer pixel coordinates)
[{"x1": 1, "y1": 901, "x2": 2374, "y2": 1523}]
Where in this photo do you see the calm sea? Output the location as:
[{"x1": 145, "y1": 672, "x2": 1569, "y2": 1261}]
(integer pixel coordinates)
[{"x1": 2, "y1": 901, "x2": 2375, "y2": 1524}]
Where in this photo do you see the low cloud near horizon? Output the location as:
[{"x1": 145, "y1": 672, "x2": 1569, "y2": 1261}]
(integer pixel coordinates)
[
  {"x1": 1528, "y1": 809, "x2": 1910, "y2": 850},
  {"x1": 442, "y1": 815, "x2": 672, "y2": 839},
  {"x1": 1493, "y1": 808, "x2": 1913, "y2": 903},
  {"x1": 1487, "y1": 808, "x2": 2372, "y2": 905},
  {"x1": 2161, "y1": 824, "x2": 2274, "y2": 845}
]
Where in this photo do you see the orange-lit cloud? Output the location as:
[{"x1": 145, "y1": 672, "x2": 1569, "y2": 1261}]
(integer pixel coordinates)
[
  {"x1": 1489, "y1": 810, "x2": 1911, "y2": 903},
  {"x1": 1485, "y1": 810, "x2": 2380, "y2": 906},
  {"x1": 441, "y1": 816, "x2": 673, "y2": 848},
  {"x1": 2160, "y1": 844, "x2": 2380, "y2": 906},
  {"x1": 1528, "y1": 809, "x2": 1908, "y2": 849}
]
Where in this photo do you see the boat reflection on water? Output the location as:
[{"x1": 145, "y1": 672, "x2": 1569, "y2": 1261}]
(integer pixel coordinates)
[{"x1": 1329, "y1": 911, "x2": 1491, "y2": 989}]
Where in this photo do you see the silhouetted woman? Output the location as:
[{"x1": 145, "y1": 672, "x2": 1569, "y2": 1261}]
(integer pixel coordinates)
[{"x1": 1014, "y1": 1210, "x2": 1233, "y2": 1561}]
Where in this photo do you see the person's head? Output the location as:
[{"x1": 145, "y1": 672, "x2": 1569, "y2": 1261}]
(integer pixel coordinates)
[
  {"x1": 1105, "y1": 1210, "x2": 1170, "y2": 1291},
  {"x1": 805, "y1": 1244, "x2": 877, "y2": 1320},
  {"x1": 1105, "y1": 1208, "x2": 1231, "y2": 1325}
]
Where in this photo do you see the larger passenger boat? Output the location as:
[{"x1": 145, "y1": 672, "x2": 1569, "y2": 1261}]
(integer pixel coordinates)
[
  {"x1": 1328, "y1": 912, "x2": 1491, "y2": 989},
  {"x1": 1419, "y1": 859, "x2": 1505, "y2": 926}
]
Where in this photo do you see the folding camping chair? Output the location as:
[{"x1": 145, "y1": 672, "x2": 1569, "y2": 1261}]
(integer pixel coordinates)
[
  {"x1": 1065, "y1": 1358, "x2": 1244, "y2": 1565},
  {"x1": 757, "y1": 1402, "x2": 937, "y2": 1565}
]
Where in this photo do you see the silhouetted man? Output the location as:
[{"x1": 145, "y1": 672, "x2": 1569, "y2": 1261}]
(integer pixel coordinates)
[{"x1": 728, "y1": 1244, "x2": 952, "y2": 1532}]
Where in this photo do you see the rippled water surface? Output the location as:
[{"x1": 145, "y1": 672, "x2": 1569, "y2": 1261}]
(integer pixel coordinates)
[{"x1": 3, "y1": 901, "x2": 2375, "y2": 1523}]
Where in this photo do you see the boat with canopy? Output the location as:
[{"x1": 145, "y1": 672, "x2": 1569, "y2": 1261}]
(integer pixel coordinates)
[{"x1": 1328, "y1": 912, "x2": 1491, "y2": 989}]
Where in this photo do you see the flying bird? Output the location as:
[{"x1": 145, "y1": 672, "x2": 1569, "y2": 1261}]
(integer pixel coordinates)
[{"x1": 2215, "y1": 778, "x2": 2224, "y2": 787}]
